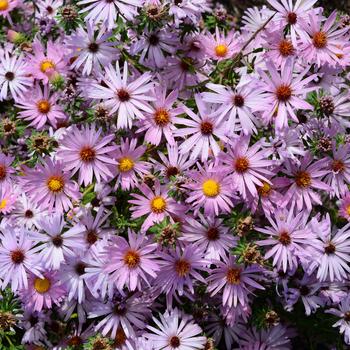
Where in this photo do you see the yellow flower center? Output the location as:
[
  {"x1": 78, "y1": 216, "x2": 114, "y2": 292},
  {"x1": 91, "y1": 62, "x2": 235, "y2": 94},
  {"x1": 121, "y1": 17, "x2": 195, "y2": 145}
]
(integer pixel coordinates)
[
  {"x1": 118, "y1": 157, "x2": 134, "y2": 172},
  {"x1": 258, "y1": 181, "x2": 272, "y2": 197},
  {"x1": 47, "y1": 176, "x2": 65, "y2": 193},
  {"x1": 123, "y1": 250, "x2": 140, "y2": 269},
  {"x1": 154, "y1": 108, "x2": 170, "y2": 126},
  {"x1": 151, "y1": 196, "x2": 167, "y2": 213},
  {"x1": 202, "y1": 179, "x2": 220, "y2": 197},
  {"x1": 226, "y1": 268, "x2": 241, "y2": 285},
  {"x1": 0, "y1": 0, "x2": 9, "y2": 11},
  {"x1": 215, "y1": 44, "x2": 228, "y2": 57},
  {"x1": 37, "y1": 99, "x2": 51, "y2": 114},
  {"x1": 175, "y1": 259, "x2": 190, "y2": 277},
  {"x1": 346, "y1": 205, "x2": 350, "y2": 216},
  {"x1": 34, "y1": 277, "x2": 51, "y2": 294},
  {"x1": 40, "y1": 59, "x2": 56, "y2": 73},
  {"x1": 0, "y1": 199, "x2": 7, "y2": 210}
]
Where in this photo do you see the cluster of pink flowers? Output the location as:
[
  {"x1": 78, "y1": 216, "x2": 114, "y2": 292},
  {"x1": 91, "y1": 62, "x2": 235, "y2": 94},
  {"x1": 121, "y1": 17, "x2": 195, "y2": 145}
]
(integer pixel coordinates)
[{"x1": 1, "y1": 0, "x2": 350, "y2": 349}]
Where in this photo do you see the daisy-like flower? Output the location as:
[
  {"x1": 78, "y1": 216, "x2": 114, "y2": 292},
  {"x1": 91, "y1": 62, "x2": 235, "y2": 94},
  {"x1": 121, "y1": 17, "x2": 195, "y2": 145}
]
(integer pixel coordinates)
[
  {"x1": 202, "y1": 27, "x2": 240, "y2": 61},
  {"x1": 155, "y1": 244, "x2": 207, "y2": 308},
  {"x1": 86, "y1": 61, "x2": 154, "y2": 129},
  {"x1": 151, "y1": 143, "x2": 195, "y2": 179},
  {"x1": 21, "y1": 158, "x2": 81, "y2": 213},
  {"x1": 202, "y1": 74, "x2": 266, "y2": 135},
  {"x1": 169, "y1": 0, "x2": 210, "y2": 26},
  {"x1": 0, "y1": 226, "x2": 42, "y2": 292},
  {"x1": 137, "y1": 87, "x2": 181, "y2": 146},
  {"x1": 279, "y1": 152, "x2": 331, "y2": 211},
  {"x1": 301, "y1": 11, "x2": 348, "y2": 67},
  {"x1": 31, "y1": 213, "x2": 86, "y2": 270},
  {"x1": 130, "y1": 28, "x2": 177, "y2": 69},
  {"x1": 324, "y1": 142, "x2": 350, "y2": 199},
  {"x1": 258, "y1": 59, "x2": 317, "y2": 130},
  {"x1": 146, "y1": 308, "x2": 207, "y2": 350},
  {"x1": 207, "y1": 254, "x2": 264, "y2": 307},
  {"x1": 174, "y1": 95, "x2": 228, "y2": 162},
  {"x1": 0, "y1": 51, "x2": 33, "y2": 102},
  {"x1": 20, "y1": 271, "x2": 66, "y2": 312},
  {"x1": 180, "y1": 214, "x2": 237, "y2": 261},
  {"x1": 113, "y1": 138, "x2": 151, "y2": 190},
  {"x1": 66, "y1": 22, "x2": 119, "y2": 76},
  {"x1": 36, "y1": 0, "x2": 63, "y2": 18},
  {"x1": 219, "y1": 136, "x2": 273, "y2": 199},
  {"x1": 25, "y1": 40, "x2": 66, "y2": 83},
  {"x1": 0, "y1": 153, "x2": 15, "y2": 190},
  {"x1": 0, "y1": 184, "x2": 17, "y2": 214},
  {"x1": 256, "y1": 209, "x2": 317, "y2": 272},
  {"x1": 88, "y1": 293, "x2": 149, "y2": 338},
  {"x1": 268, "y1": 0, "x2": 318, "y2": 45},
  {"x1": 184, "y1": 163, "x2": 234, "y2": 216},
  {"x1": 129, "y1": 180, "x2": 184, "y2": 232},
  {"x1": 78, "y1": 0, "x2": 142, "y2": 29},
  {"x1": 0, "y1": 0, "x2": 18, "y2": 22},
  {"x1": 16, "y1": 84, "x2": 67, "y2": 130},
  {"x1": 339, "y1": 194, "x2": 350, "y2": 221},
  {"x1": 103, "y1": 230, "x2": 160, "y2": 291},
  {"x1": 326, "y1": 295, "x2": 350, "y2": 345},
  {"x1": 57, "y1": 123, "x2": 117, "y2": 186}
]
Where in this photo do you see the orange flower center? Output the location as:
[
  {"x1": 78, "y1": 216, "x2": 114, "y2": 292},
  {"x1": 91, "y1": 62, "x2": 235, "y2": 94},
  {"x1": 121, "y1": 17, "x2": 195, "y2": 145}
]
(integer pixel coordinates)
[
  {"x1": 276, "y1": 84, "x2": 292, "y2": 102},
  {"x1": 80, "y1": 147, "x2": 96, "y2": 162},
  {"x1": 295, "y1": 171, "x2": 311, "y2": 188},
  {"x1": 34, "y1": 277, "x2": 51, "y2": 293},
  {"x1": 37, "y1": 100, "x2": 51, "y2": 114},
  {"x1": 154, "y1": 108, "x2": 170, "y2": 126},
  {"x1": 215, "y1": 44, "x2": 228, "y2": 57},
  {"x1": 313, "y1": 31, "x2": 328, "y2": 49},
  {"x1": 123, "y1": 250, "x2": 140, "y2": 269},
  {"x1": 332, "y1": 160, "x2": 345, "y2": 173},
  {"x1": 226, "y1": 267, "x2": 241, "y2": 284},
  {"x1": 279, "y1": 39, "x2": 294, "y2": 57},
  {"x1": 0, "y1": 0, "x2": 9, "y2": 11},
  {"x1": 235, "y1": 157, "x2": 249, "y2": 173},
  {"x1": 175, "y1": 259, "x2": 190, "y2": 277}
]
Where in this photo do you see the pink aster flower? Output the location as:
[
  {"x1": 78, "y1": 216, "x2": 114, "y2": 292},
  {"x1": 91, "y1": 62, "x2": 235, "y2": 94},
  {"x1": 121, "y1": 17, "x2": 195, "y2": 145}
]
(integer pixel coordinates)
[
  {"x1": 25, "y1": 40, "x2": 66, "y2": 83},
  {"x1": 30, "y1": 213, "x2": 86, "y2": 270},
  {"x1": 155, "y1": 244, "x2": 207, "y2": 308},
  {"x1": 57, "y1": 123, "x2": 117, "y2": 186},
  {"x1": 202, "y1": 74, "x2": 266, "y2": 135},
  {"x1": 174, "y1": 95, "x2": 228, "y2": 162},
  {"x1": 66, "y1": 22, "x2": 119, "y2": 76},
  {"x1": 0, "y1": 183, "x2": 16, "y2": 214},
  {"x1": 183, "y1": 163, "x2": 234, "y2": 216},
  {"x1": 202, "y1": 27, "x2": 240, "y2": 61},
  {"x1": 256, "y1": 209, "x2": 317, "y2": 273},
  {"x1": 0, "y1": 226, "x2": 42, "y2": 292},
  {"x1": 113, "y1": 138, "x2": 151, "y2": 191},
  {"x1": 78, "y1": 0, "x2": 142, "y2": 29},
  {"x1": 137, "y1": 87, "x2": 181, "y2": 146},
  {"x1": 207, "y1": 254, "x2": 265, "y2": 308},
  {"x1": 0, "y1": 153, "x2": 15, "y2": 190},
  {"x1": 86, "y1": 61, "x2": 154, "y2": 129},
  {"x1": 219, "y1": 136, "x2": 273, "y2": 199},
  {"x1": 129, "y1": 180, "x2": 185, "y2": 232},
  {"x1": 324, "y1": 142, "x2": 350, "y2": 199},
  {"x1": 301, "y1": 11, "x2": 348, "y2": 67},
  {"x1": 20, "y1": 271, "x2": 66, "y2": 312},
  {"x1": 146, "y1": 308, "x2": 207, "y2": 350},
  {"x1": 21, "y1": 158, "x2": 81, "y2": 213},
  {"x1": 103, "y1": 229, "x2": 160, "y2": 291},
  {"x1": 16, "y1": 84, "x2": 67, "y2": 130},
  {"x1": 279, "y1": 152, "x2": 331, "y2": 211},
  {"x1": 258, "y1": 59, "x2": 317, "y2": 130},
  {"x1": 0, "y1": 51, "x2": 33, "y2": 102},
  {"x1": 180, "y1": 213, "x2": 238, "y2": 261}
]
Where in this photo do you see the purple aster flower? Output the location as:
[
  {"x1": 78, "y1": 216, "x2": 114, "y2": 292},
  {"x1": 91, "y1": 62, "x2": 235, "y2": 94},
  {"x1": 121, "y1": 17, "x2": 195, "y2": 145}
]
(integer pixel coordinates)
[
  {"x1": 20, "y1": 271, "x2": 66, "y2": 312},
  {"x1": 103, "y1": 229, "x2": 160, "y2": 292},
  {"x1": 86, "y1": 61, "x2": 154, "y2": 129},
  {"x1": 256, "y1": 208, "x2": 318, "y2": 273},
  {"x1": 183, "y1": 163, "x2": 234, "y2": 216},
  {"x1": 129, "y1": 180, "x2": 185, "y2": 232},
  {"x1": 0, "y1": 153, "x2": 15, "y2": 190},
  {"x1": 180, "y1": 213, "x2": 237, "y2": 261},
  {"x1": 137, "y1": 87, "x2": 181, "y2": 146},
  {"x1": 155, "y1": 244, "x2": 207, "y2": 308},
  {"x1": 21, "y1": 158, "x2": 81, "y2": 213},
  {"x1": 0, "y1": 183, "x2": 16, "y2": 214},
  {"x1": 257, "y1": 58, "x2": 316, "y2": 130},
  {"x1": 219, "y1": 135, "x2": 274, "y2": 199},
  {"x1": 145, "y1": 308, "x2": 207, "y2": 350},
  {"x1": 16, "y1": 84, "x2": 67, "y2": 130},
  {"x1": 169, "y1": 0, "x2": 210, "y2": 26},
  {"x1": 57, "y1": 123, "x2": 118, "y2": 186},
  {"x1": 339, "y1": 194, "x2": 350, "y2": 221},
  {"x1": 279, "y1": 152, "x2": 331, "y2": 211},
  {"x1": 0, "y1": 226, "x2": 42, "y2": 291},
  {"x1": 113, "y1": 138, "x2": 151, "y2": 190},
  {"x1": 174, "y1": 94, "x2": 228, "y2": 162},
  {"x1": 207, "y1": 254, "x2": 265, "y2": 308},
  {"x1": 31, "y1": 213, "x2": 85, "y2": 270}
]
